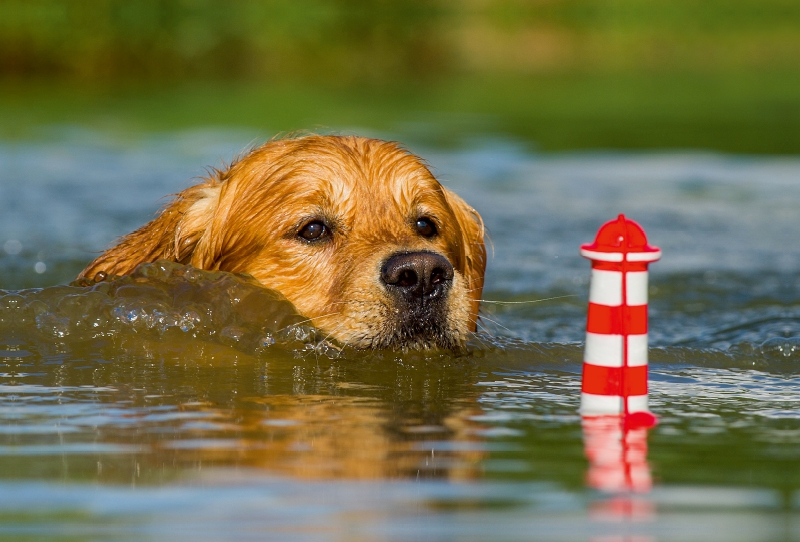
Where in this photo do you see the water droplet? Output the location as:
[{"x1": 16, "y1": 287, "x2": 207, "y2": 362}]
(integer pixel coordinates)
[
  {"x1": 221, "y1": 326, "x2": 245, "y2": 343},
  {"x1": 259, "y1": 334, "x2": 276, "y2": 348},
  {"x1": 35, "y1": 312, "x2": 70, "y2": 338}
]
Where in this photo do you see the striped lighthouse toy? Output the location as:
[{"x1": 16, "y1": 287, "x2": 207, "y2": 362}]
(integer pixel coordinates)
[{"x1": 580, "y1": 215, "x2": 660, "y2": 428}]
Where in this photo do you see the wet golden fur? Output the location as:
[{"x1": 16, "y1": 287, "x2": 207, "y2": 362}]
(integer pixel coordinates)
[{"x1": 80, "y1": 135, "x2": 486, "y2": 349}]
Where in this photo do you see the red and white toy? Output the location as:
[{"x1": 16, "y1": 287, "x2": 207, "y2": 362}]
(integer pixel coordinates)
[{"x1": 579, "y1": 214, "x2": 660, "y2": 428}]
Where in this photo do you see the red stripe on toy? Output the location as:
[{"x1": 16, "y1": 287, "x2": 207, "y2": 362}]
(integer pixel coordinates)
[
  {"x1": 591, "y1": 261, "x2": 649, "y2": 272},
  {"x1": 587, "y1": 304, "x2": 648, "y2": 335},
  {"x1": 581, "y1": 364, "x2": 648, "y2": 396}
]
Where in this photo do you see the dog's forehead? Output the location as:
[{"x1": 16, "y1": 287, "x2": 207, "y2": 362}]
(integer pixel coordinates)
[
  {"x1": 359, "y1": 168, "x2": 444, "y2": 207},
  {"x1": 305, "y1": 146, "x2": 446, "y2": 212}
]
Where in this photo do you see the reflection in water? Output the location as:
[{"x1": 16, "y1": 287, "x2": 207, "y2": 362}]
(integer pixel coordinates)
[
  {"x1": 231, "y1": 394, "x2": 485, "y2": 480},
  {"x1": 1, "y1": 319, "x2": 488, "y2": 483},
  {"x1": 583, "y1": 416, "x2": 656, "y2": 540},
  {"x1": 583, "y1": 417, "x2": 652, "y2": 494}
]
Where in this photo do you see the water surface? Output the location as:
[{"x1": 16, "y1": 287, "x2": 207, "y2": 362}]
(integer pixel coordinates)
[{"x1": 2, "y1": 130, "x2": 800, "y2": 541}]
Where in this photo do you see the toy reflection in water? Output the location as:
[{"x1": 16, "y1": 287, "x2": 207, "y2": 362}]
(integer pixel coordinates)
[{"x1": 582, "y1": 416, "x2": 652, "y2": 494}]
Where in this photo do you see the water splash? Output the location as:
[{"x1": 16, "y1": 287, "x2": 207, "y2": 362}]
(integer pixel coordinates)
[{"x1": 0, "y1": 261, "x2": 316, "y2": 355}]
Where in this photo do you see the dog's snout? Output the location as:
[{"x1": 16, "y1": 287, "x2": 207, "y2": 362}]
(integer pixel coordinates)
[{"x1": 381, "y1": 251, "x2": 454, "y2": 302}]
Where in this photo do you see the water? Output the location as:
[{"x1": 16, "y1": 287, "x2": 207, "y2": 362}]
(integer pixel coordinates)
[{"x1": 2, "y1": 130, "x2": 800, "y2": 541}]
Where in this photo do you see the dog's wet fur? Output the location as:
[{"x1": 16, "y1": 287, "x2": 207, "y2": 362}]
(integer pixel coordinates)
[{"x1": 80, "y1": 135, "x2": 486, "y2": 350}]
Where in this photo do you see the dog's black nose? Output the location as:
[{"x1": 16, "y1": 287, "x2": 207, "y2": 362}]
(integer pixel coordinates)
[{"x1": 381, "y1": 251, "x2": 454, "y2": 302}]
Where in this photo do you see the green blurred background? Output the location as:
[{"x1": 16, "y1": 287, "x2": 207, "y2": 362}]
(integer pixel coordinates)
[{"x1": 2, "y1": 0, "x2": 799, "y2": 152}]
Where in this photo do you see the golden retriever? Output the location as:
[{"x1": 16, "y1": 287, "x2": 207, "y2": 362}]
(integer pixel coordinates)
[{"x1": 79, "y1": 135, "x2": 486, "y2": 349}]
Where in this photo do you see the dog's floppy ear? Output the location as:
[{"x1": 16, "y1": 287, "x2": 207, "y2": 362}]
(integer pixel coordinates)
[
  {"x1": 78, "y1": 179, "x2": 222, "y2": 280},
  {"x1": 445, "y1": 190, "x2": 486, "y2": 331}
]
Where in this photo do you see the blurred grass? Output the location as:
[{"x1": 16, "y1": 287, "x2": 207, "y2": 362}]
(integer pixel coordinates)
[
  {"x1": 2, "y1": 0, "x2": 799, "y2": 152},
  {"x1": 0, "y1": 0, "x2": 449, "y2": 81},
  {"x1": 3, "y1": 0, "x2": 799, "y2": 79},
  {"x1": 3, "y1": 73, "x2": 798, "y2": 153}
]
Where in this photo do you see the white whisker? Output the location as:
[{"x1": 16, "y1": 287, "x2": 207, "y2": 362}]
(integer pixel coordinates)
[
  {"x1": 477, "y1": 314, "x2": 513, "y2": 334},
  {"x1": 478, "y1": 294, "x2": 576, "y2": 305},
  {"x1": 467, "y1": 330, "x2": 492, "y2": 349},
  {"x1": 474, "y1": 322, "x2": 494, "y2": 336},
  {"x1": 277, "y1": 310, "x2": 342, "y2": 332}
]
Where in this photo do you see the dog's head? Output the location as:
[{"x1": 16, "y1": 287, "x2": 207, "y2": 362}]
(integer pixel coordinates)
[{"x1": 81, "y1": 136, "x2": 486, "y2": 349}]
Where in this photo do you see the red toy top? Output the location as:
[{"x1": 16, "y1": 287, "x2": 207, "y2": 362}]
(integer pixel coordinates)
[{"x1": 580, "y1": 214, "x2": 661, "y2": 263}]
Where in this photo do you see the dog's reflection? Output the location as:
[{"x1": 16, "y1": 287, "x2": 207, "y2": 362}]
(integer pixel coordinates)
[
  {"x1": 222, "y1": 392, "x2": 484, "y2": 480},
  {"x1": 120, "y1": 343, "x2": 488, "y2": 481}
]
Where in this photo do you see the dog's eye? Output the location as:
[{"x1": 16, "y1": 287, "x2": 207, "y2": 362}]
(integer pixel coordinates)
[
  {"x1": 415, "y1": 217, "x2": 437, "y2": 238},
  {"x1": 298, "y1": 220, "x2": 328, "y2": 241}
]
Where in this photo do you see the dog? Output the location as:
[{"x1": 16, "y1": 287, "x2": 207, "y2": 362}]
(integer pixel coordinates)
[{"x1": 79, "y1": 135, "x2": 486, "y2": 350}]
